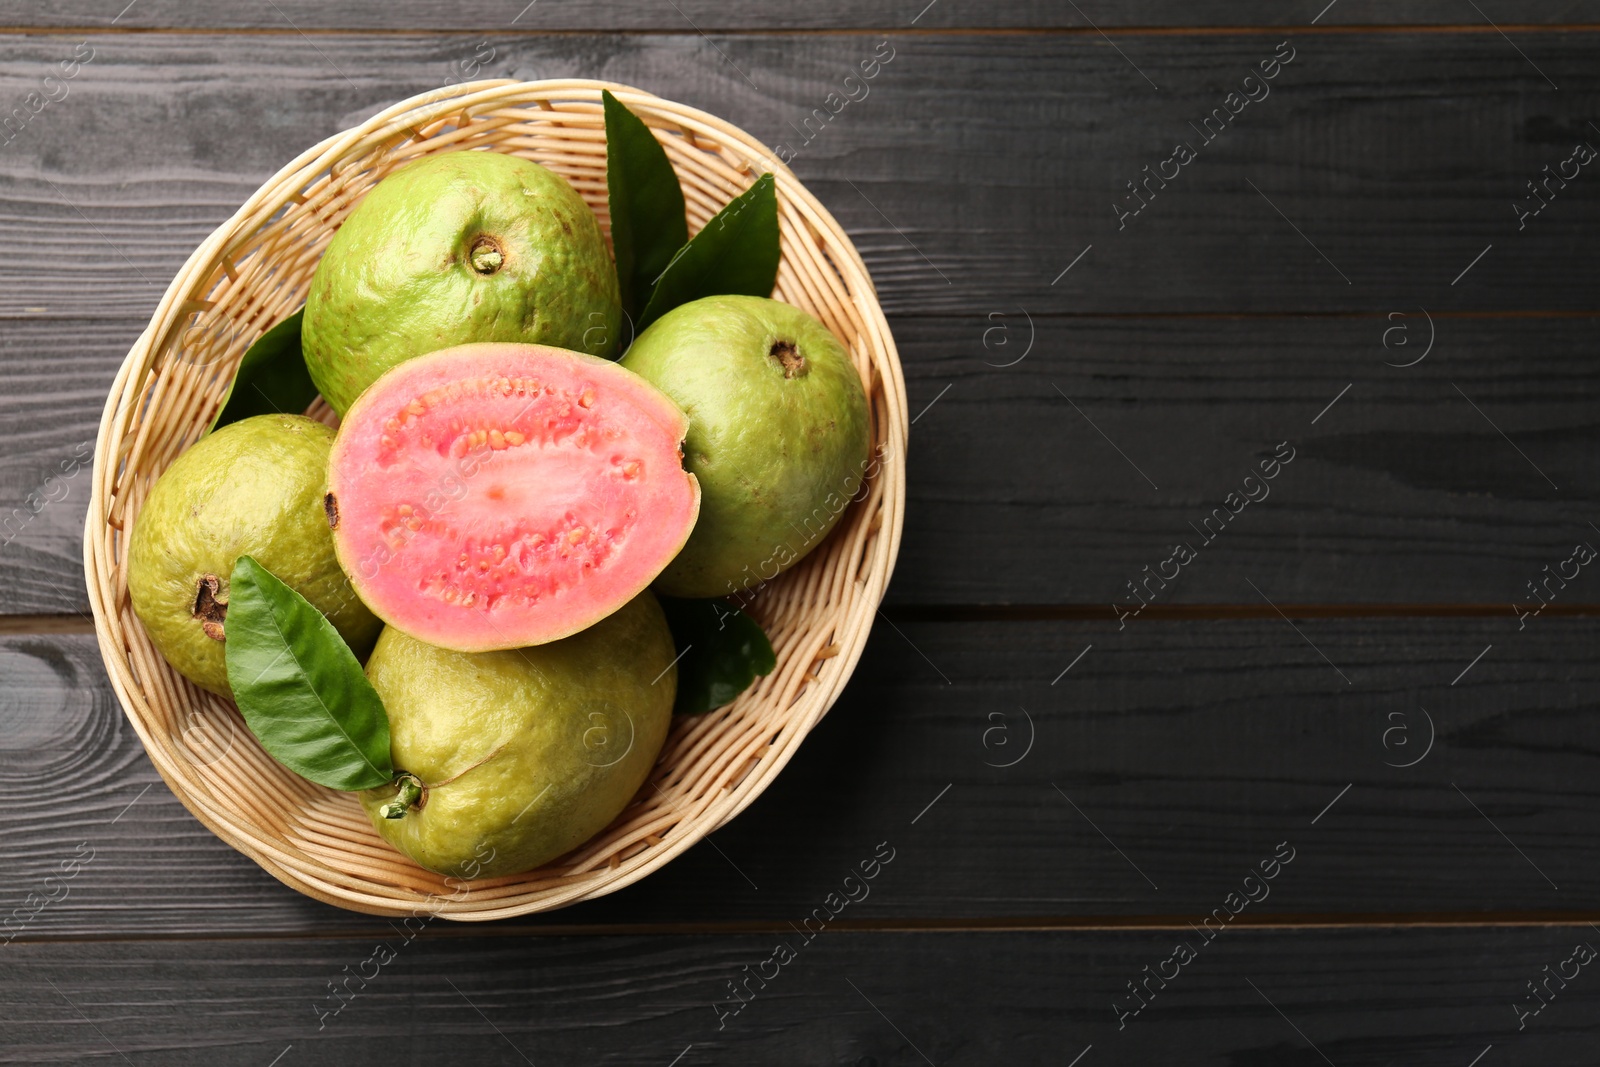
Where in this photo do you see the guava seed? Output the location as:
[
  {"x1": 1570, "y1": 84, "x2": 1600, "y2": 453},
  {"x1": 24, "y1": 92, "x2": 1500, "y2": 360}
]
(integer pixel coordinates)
[
  {"x1": 328, "y1": 344, "x2": 699, "y2": 652},
  {"x1": 769, "y1": 339, "x2": 807, "y2": 379},
  {"x1": 374, "y1": 374, "x2": 617, "y2": 466},
  {"x1": 413, "y1": 516, "x2": 622, "y2": 610}
]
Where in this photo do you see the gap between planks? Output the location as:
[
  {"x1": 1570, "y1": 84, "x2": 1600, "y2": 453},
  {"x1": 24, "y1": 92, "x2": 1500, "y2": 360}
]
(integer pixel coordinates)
[
  {"x1": 6, "y1": 24, "x2": 1600, "y2": 38},
  {"x1": 11, "y1": 911, "x2": 1600, "y2": 945},
  {"x1": 879, "y1": 603, "x2": 1600, "y2": 622}
]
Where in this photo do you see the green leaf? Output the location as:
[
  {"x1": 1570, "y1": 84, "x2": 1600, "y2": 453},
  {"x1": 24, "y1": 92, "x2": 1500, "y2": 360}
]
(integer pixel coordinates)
[
  {"x1": 635, "y1": 172, "x2": 780, "y2": 333},
  {"x1": 603, "y1": 90, "x2": 689, "y2": 323},
  {"x1": 658, "y1": 597, "x2": 778, "y2": 716},
  {"x1": 208, "y1": 309, "x2": 318, "y2": 433},
  {"x1": 224, "y1": 555, "x2": 393, "y2": 791}
]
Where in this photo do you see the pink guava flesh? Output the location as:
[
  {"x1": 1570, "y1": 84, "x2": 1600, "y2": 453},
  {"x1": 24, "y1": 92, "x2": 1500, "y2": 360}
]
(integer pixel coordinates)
[{"x1": 327, "y1": 343, "x2": 699, "y2": 652}]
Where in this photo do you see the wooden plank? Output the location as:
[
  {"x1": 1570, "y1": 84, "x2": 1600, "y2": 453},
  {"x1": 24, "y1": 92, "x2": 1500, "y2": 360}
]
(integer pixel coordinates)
[
  {"x1": 0, "y1": 32, "x2": 1597, "y2": 320},
  {"x1": 8, "y1": 617, "x2": 1600, "y2": 938},
  {"x1": 892, "y1": 313, "x2": 1600, "y2": 604},
  {"x1": 0, "y1": 319, "x2": 121, "y2": 617},
  {"x1": 3, "y1": 925, "x2": 1598, "y2": 1063},
  {"x1": 6, "y1": 313, "x2": 1599, "y2": 614},
  {"x1": 8, "y1": 1, "x2": 1600, "y2": 31}
]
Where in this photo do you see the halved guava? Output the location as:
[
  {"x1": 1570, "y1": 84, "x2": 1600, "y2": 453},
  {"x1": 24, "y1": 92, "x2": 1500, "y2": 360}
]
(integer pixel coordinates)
[{"x1": 326, "y1": 343, "x2": 699, "y2": 652}]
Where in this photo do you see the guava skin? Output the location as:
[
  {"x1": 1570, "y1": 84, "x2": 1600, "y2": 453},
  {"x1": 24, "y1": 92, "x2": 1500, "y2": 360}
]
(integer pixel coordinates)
[
  {"x1": 126, "y1": 414, "x2": 382, "y2": 697},
  {"x1": 359, "y1": 592, "x2": 675, "y2": 879},
  {"x1": 302, "y1": 150, "x2": 622, "y2": 416},
  {"x1": 620, "y1": 295, "x2": 872, "y2": 598}
]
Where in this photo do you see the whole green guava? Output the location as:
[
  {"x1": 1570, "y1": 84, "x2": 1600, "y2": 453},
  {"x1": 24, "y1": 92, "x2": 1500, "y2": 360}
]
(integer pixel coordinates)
[
  {"x1": 302, "y1": 150, "x2": 622, "y2": 415},
  {"x1": 359, "y1": 592, "x2": 675, "y2": 879},
  {"x1": 620, "y1": 295, "x2": 872, "y2": 598},
  {"x1": 127, "y1": 414, "x2": 381, "y2": 696}
]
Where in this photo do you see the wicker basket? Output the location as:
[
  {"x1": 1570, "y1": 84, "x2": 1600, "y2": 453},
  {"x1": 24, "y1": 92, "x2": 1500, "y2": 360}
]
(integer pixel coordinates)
[{"x1": 83, "y1": 80, "x2": 906, "y2": 919}]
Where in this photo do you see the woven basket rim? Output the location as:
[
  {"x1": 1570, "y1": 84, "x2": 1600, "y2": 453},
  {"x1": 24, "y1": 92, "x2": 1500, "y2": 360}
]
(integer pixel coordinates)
[{"x1": 83, "y1": 79, "x2": 908, "y2": 920}]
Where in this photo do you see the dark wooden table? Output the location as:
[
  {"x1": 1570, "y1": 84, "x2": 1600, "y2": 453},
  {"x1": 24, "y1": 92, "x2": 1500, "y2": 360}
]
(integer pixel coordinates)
[{"x1": 4, "y1": 3, "x2": 1600, "y2": 1063}]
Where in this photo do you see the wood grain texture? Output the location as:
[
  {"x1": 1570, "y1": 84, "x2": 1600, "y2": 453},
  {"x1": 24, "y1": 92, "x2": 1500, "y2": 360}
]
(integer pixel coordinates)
[
  {"x1": 6, "y1": 618, "x2": 1599, "y2": 938},
  {"x1": 0, "y1": 31, "x2": 1596, "y2": 322},
  {"x1": 894, "y1": 313, "x2": 1600, "y2": 604},
  {"x1": 5, "y1": 314, "x2": 1598, "y2": 613},
  {"x1": 3, "y1": 926, "x2": 1598, "y2": 1064},
  {"x1": 0, "y1": 319, "x2": 119, "y2": 617},
  {"x1": 7, "y1": 1, "x2": 1600, "y2": 31},
  {"x1": 2, "y1": 14, "x2": 1594, "y2": 1056}
]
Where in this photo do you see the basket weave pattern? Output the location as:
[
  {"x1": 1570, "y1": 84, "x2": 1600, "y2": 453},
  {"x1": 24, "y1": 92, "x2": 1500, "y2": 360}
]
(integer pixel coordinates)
[{"x1": 83, "y1": 80, "x2": 906, "y2": 919}]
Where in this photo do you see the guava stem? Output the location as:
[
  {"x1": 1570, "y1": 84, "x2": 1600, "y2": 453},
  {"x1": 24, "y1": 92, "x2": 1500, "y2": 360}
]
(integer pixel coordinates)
[
  {"x1": 380, "y1": 773, "x2": 424, "y2": 819},
  {"x1": 469, "y1": 238, "x2": 503, "y2": 274}
]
